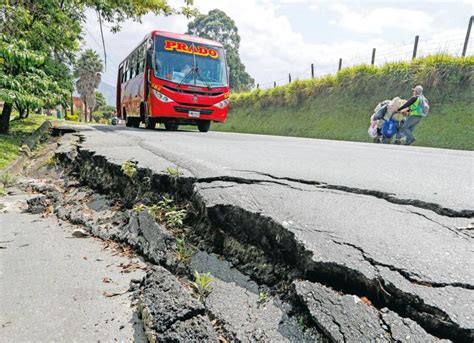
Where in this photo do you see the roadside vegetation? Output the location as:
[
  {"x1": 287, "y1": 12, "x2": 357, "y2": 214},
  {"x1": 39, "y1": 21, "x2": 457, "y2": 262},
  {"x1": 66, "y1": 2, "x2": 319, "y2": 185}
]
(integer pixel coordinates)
[
  {"x1": 217, "y1": 55, "x2": 474, "y2": 150},
  {"x1": 0, "y1": 115, "x2": 50, "y2": 169}
]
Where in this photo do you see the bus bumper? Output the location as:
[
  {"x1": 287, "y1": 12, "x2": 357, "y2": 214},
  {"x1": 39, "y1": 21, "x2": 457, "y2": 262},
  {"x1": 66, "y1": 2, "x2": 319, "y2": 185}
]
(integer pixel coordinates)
[{"x1": 149, "y1": 101, "x2": 227, "y2": 123}]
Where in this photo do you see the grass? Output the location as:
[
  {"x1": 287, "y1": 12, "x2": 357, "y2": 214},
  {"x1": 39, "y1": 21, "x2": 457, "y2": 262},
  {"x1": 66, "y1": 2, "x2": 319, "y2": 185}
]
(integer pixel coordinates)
[
  {"x1": 0, "y1": 114, "x2": 52, "y2": 169},
  {"x1": 215, "y1": 55, "x2": 474, "y2": 150}
]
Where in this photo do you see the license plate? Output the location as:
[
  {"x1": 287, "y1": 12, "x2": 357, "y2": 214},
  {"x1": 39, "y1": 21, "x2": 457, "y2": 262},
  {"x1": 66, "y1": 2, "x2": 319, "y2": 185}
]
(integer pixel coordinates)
[{"x1": 188, "y1": 111, "x2": 200, "y2": 118}]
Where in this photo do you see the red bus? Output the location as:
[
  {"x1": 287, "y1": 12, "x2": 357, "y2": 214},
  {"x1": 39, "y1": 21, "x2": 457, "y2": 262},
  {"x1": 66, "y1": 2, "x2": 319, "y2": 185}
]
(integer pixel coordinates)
[{"x1": 116, "y1": 30, "x2": 230, "y2": 132}]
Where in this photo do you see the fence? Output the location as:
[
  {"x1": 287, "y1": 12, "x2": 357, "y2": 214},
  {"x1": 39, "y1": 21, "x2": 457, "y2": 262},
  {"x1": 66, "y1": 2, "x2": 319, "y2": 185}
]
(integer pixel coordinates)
[{"x1": 256, "y1": 16, "x2": 473, "y2": 90}]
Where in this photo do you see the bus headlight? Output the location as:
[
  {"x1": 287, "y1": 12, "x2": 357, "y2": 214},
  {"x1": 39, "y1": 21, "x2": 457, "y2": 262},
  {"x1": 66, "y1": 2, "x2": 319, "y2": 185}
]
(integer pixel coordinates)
[
  {"x1": 214, "y1": 99, "x2": 229, "y2": 109},
  {"x1": 152, "y1": 89, "x2": 173, "y2": 103}
]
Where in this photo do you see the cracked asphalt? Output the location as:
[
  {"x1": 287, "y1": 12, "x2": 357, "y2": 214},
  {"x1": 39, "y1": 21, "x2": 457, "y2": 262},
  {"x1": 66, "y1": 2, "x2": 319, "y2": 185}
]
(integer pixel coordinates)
[{"x1": 63, "y1": 125, "x2": 474, "y2": 339}]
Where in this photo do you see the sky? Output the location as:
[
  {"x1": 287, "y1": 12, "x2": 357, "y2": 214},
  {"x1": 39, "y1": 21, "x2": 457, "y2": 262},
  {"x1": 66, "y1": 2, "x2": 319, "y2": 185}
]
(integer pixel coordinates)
[{"x1": 83, "y1": 0, "x2": 474, "y2": 89}]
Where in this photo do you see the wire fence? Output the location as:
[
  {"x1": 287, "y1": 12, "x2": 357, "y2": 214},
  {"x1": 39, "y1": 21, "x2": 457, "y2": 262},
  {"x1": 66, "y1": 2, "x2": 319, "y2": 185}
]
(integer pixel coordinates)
[{"x1": 257, "y1": 16, "x2": 474, "y2": 90}]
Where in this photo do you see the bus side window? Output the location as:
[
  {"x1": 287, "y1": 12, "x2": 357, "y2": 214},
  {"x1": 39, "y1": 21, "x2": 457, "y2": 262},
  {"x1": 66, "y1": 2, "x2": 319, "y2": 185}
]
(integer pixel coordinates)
[
  {"x1": 123, "y1": 59, "x2": 129, "y2": 82},
  {"x1": 137, "y1": 44, "x2": 144, "y2": 74},
  {"x1": 130, "y1": 53, "x2": 136, "y2": 79}
]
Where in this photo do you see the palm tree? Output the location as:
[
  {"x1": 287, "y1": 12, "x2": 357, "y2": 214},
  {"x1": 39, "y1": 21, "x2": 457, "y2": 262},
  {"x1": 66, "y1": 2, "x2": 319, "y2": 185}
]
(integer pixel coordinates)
[{"x1": 74, "y1": 49, "x2": 103, "y2": 122}]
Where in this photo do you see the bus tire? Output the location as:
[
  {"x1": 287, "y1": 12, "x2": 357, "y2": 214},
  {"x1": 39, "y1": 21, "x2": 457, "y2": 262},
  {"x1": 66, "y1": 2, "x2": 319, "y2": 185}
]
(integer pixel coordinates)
[
  {"x1": 145, "y1": 116, "x2": 155, "y2": 129},
  {"x1": 164, "y1": 121, "x2": 179, "y2": 131},
  {"x1": 197, "y1": 120, "x2": 210, "y2": 133}
]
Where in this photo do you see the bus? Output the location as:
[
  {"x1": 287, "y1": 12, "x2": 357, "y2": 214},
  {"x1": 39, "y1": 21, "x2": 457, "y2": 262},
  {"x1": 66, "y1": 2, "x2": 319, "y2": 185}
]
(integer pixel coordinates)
[{"x1": 116, "y1": 30, "x2": 230, "y2": 132}]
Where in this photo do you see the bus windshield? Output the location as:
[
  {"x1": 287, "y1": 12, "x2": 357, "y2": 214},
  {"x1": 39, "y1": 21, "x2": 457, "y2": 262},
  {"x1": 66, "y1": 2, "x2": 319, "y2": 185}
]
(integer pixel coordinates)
[{"x1": 154, "y1": 36, "x2": 227, "y2": 88}]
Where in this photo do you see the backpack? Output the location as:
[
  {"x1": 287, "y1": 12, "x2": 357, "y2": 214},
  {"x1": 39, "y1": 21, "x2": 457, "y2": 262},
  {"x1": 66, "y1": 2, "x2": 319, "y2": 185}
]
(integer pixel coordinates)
[
  {"x1": 382, "y1": 119, "x2": 398, "y2": 138},
  {"x1": 419, "y1": 95, "x2": 430, "y2": 117}
]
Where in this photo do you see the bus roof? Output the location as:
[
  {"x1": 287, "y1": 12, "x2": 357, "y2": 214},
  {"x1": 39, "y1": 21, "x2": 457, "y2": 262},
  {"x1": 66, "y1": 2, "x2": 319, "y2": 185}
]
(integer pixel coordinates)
[{"x1": 151, "y1": 30, "x2": 224, "y2": 48}]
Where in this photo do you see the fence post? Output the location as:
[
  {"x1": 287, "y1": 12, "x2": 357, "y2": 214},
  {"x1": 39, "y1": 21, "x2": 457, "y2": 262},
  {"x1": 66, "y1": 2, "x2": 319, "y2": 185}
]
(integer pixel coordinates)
[
  {"x1": 338, "y1": 58, "x2": 342, "y2": 71},
  {"x1": 311, "y1": 63, "x2": 314, "y2": 78},
  {"x1": 462, "y1": 16, "x2": 473, "y2": 57},
  {"x1": 371, "y1": 48, "x2": 376, "y2": 65},
  {"x1": 274, "y1": 81, "x2": 276, "y2": 88},
  {"x1": 412, "y1": 35, "x2": 419, "y2": 60},
  {"x1": 289, "y1": 73, "x2": 292, "y2": 83}
]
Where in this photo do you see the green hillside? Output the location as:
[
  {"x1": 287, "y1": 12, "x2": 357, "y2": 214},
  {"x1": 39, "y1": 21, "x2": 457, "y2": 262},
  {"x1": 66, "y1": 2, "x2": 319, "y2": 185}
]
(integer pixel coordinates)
[{"x1": 215, "y1": 55, "x2": 474, "y2": 150}]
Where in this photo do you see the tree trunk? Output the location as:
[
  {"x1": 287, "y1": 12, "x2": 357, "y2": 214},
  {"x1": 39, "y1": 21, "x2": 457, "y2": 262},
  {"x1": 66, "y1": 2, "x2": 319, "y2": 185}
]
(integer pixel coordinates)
[
  {"x1": 84, "y1": 100, "x2": 88, "y2": 122},
  {"x1": 0, "y1": 102, "x2": 13, "y2": 133}
]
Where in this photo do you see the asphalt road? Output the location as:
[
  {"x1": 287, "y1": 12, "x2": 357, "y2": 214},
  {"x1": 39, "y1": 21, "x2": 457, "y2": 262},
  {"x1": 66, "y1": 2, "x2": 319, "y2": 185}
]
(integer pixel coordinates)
[
  {"x1": 102, "y1": 126, "x2": 473, "y2": 212},
  {"x1": 68, "y1": 125, "x2": 474, "y2": 339}
]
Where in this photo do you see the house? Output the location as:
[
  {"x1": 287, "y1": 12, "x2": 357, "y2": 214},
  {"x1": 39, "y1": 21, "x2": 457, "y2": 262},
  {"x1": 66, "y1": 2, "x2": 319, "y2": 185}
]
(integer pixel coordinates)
[{"x1": 73, "y1": 96, "x2": 85, "y2": 113}]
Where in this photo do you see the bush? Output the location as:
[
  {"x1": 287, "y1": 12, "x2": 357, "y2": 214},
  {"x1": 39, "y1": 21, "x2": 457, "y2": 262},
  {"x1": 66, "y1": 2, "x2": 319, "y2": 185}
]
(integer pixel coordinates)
[{"x1": 65, "y1": 113, "x2": 79, "y2": 122}]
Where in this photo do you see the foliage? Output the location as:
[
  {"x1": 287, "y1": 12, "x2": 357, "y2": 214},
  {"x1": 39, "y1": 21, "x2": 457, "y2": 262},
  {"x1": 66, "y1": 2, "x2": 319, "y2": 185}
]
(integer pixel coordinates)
[
  {"x1": 94, "y1": 91, "x2": 107, "y2": 112},
  {"x1": 187, "y1": 9, "x2": 254, "y2": 91},
  {"x1": 165, "y1": 166, "x2": 183, "y2": 178},
  {"x1": 176, "y1": 235, "x2": 193, "y2": 263},
  {"x1": 0, "y1": 172, "x2": 17, "y2": 186},
  {"x1": 121, "y1": 160, "x2": 137, "y2": 178},
  {"x1": 148, "y1": 196, "x2": 187, "y2": 228},
  {"x1": 133, "y1": 203, "x2": 146, "y2": 214},
  {"x1": 191, "y1": 271, "x2": 214, "y2": 303},
  {"x1": 217, "y1": 55, "x2": 474, "y2": 150},
  {"x1": 65, "y1": 113, "x2": 79, "y2": 122},
  {"x1": 257, "y1": 291, "x2": 268, "y2": 305},
  {"x1": 0, "y1": 187, "x2": 6, "y2": 197},
  {"x1": 74, "y1": 49, "x2": 103, "y2": 122}
]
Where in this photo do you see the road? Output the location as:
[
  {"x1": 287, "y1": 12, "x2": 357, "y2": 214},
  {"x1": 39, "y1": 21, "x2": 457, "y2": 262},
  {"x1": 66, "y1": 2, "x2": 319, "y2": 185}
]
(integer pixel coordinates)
[
  {"x1": 0, "y1": 189, "x2": 146, "y2": 342},
  {"x1": 65, "y1": 125, "x2": 474, "y2": 341}
]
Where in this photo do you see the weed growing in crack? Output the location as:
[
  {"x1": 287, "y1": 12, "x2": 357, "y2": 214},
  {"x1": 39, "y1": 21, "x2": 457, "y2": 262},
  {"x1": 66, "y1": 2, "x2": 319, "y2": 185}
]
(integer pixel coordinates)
[
  {"x1": 133, "y1": 203, "x2": 146, "y2": 214},
  {"x1": 191, "y1": 271, "x2": 214, "y2": 303},
  {"x1": 165, "y1": 166, "x2": 183, "y2": 178},
  {"x1": 121, "y1": 160, "x2": 137, "y2": 178},
  {"x1": 296, "y1": 315, "x2": 308, "y2": 332},
  {"x1": 148, "y1": 197, "x2": 187, "y2": 228},
  {"x1": 0, "y1": 187, "x2": 7, "y2": 197},
  {"x1": 176, "y1": 235, "x2": 193, "y2": 263},
  {"x1": 257, "y1": 291, "x2": 269, "y2": 305},
  {"x1": 0, "y1": 172, "x2": 17, "y2": 187}
]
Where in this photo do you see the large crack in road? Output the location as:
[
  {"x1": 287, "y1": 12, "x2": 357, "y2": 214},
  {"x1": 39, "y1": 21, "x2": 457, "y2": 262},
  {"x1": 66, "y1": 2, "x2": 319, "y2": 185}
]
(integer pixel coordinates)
[{"x1": 54, "y1": 128, "x2": 473, "y2": 342}]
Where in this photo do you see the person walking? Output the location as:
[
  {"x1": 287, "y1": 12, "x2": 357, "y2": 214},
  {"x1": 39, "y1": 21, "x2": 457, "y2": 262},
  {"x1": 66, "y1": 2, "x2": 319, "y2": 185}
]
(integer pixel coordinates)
[{"x1": 396, "y1": 85, "x2": 427, "y2": 145}]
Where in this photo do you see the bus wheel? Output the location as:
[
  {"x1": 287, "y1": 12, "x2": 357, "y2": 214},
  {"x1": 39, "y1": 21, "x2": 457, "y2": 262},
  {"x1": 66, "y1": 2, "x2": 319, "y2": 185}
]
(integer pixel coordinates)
[
  {"x1": 164, "y1": 121, "x2": 179, "y2": 131},
  {"x1": 145, "y1": 116, "x2": 155, "y2": 130},
  {"x1": 197, "y1": 120, "x2": 210, "y2": 133}
]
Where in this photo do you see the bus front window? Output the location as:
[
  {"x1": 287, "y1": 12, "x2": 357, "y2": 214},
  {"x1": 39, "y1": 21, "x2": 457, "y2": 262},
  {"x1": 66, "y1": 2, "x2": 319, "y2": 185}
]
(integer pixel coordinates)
[{"x1": 154, "y1": 36, "x2": 227, "y2": 88}]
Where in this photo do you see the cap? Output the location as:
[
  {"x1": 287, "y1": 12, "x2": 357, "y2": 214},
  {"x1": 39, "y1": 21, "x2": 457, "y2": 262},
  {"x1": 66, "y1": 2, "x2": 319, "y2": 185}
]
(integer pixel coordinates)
[{"x1": 412, "y1": 85, "x2": 423, "y2": 94}]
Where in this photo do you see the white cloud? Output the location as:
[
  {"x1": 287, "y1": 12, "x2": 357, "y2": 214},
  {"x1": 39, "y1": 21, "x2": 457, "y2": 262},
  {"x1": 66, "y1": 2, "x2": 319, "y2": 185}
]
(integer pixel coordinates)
[{"x1": 328, "y1": 4, "x2": 434, "y2": 34}]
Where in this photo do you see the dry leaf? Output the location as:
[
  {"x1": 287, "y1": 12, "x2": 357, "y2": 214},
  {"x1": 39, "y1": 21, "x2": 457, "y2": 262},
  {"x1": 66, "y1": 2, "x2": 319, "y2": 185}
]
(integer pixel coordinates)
[
  {"x1": 360, "y1": 296, "x2": 372, "y2": 306},
  {"x1": 102, "y1": 277, "x2": 111, "y2": 283}
]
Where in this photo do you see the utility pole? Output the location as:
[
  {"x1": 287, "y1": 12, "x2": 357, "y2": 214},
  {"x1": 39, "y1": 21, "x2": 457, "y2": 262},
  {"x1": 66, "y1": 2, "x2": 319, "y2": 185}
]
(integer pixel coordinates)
[
  {"x1": 462, "y1": 16, "x2": 473, "y2": 57},
  {"x1": 338, "y1": 58, "x2": 342, "y2": 71},
  {"x1": 274, "y1": 81, "x2": 276, "y2": 88},
  {"x1": 412, "y1": 35, "x2": 419, "y2": 60},
  {"x1": 371, "y1": 48, "x2": 376, "y2": 65},
  {"x1": 289, "y1": 73, "x2": 292, "y2": 83},
  {"x1": 311, "y1": 63, "x2": 314, "y2": 78}
]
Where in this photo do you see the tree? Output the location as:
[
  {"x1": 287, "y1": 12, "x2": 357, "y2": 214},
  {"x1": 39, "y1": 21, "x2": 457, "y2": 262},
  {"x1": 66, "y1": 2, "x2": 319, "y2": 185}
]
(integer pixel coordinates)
[
  {"x1": 187, "y1": 9, "x2": 254, "y2": 91},
  {"x1": 0, "y1": 0, "x2": 196, "y2": 133},
  {"x1": 94, "y1": 91, "x2": 107, "y2": 112},
  {"x1": 0, "y1": 34, "x2": 67, "y2": 132},
  {"x1": 74, "y1": 49, "x2": 103, "y2": 122}
]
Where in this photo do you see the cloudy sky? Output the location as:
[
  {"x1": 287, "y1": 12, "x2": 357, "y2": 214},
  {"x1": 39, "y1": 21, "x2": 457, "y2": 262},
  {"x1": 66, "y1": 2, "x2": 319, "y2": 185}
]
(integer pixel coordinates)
[{"x1": 83, "y1": 0, "x2": 473, "y2": 89}]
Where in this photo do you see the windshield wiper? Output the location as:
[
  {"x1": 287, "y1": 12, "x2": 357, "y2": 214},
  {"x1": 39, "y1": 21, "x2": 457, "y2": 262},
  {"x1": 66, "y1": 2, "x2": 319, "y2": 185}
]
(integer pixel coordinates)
[{"x1": 177, "y1": 67, "x2": 195, "y2": 88}]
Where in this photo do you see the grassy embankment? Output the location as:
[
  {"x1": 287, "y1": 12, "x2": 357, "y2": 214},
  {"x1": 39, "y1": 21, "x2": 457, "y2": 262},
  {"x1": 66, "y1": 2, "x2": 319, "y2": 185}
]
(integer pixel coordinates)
[
  {"x1": 216, "y1": 55, "x2": 474, "y2": 150},
  {"x1": 0, "y1": 115, "x2": 51, "y2": 169}
]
